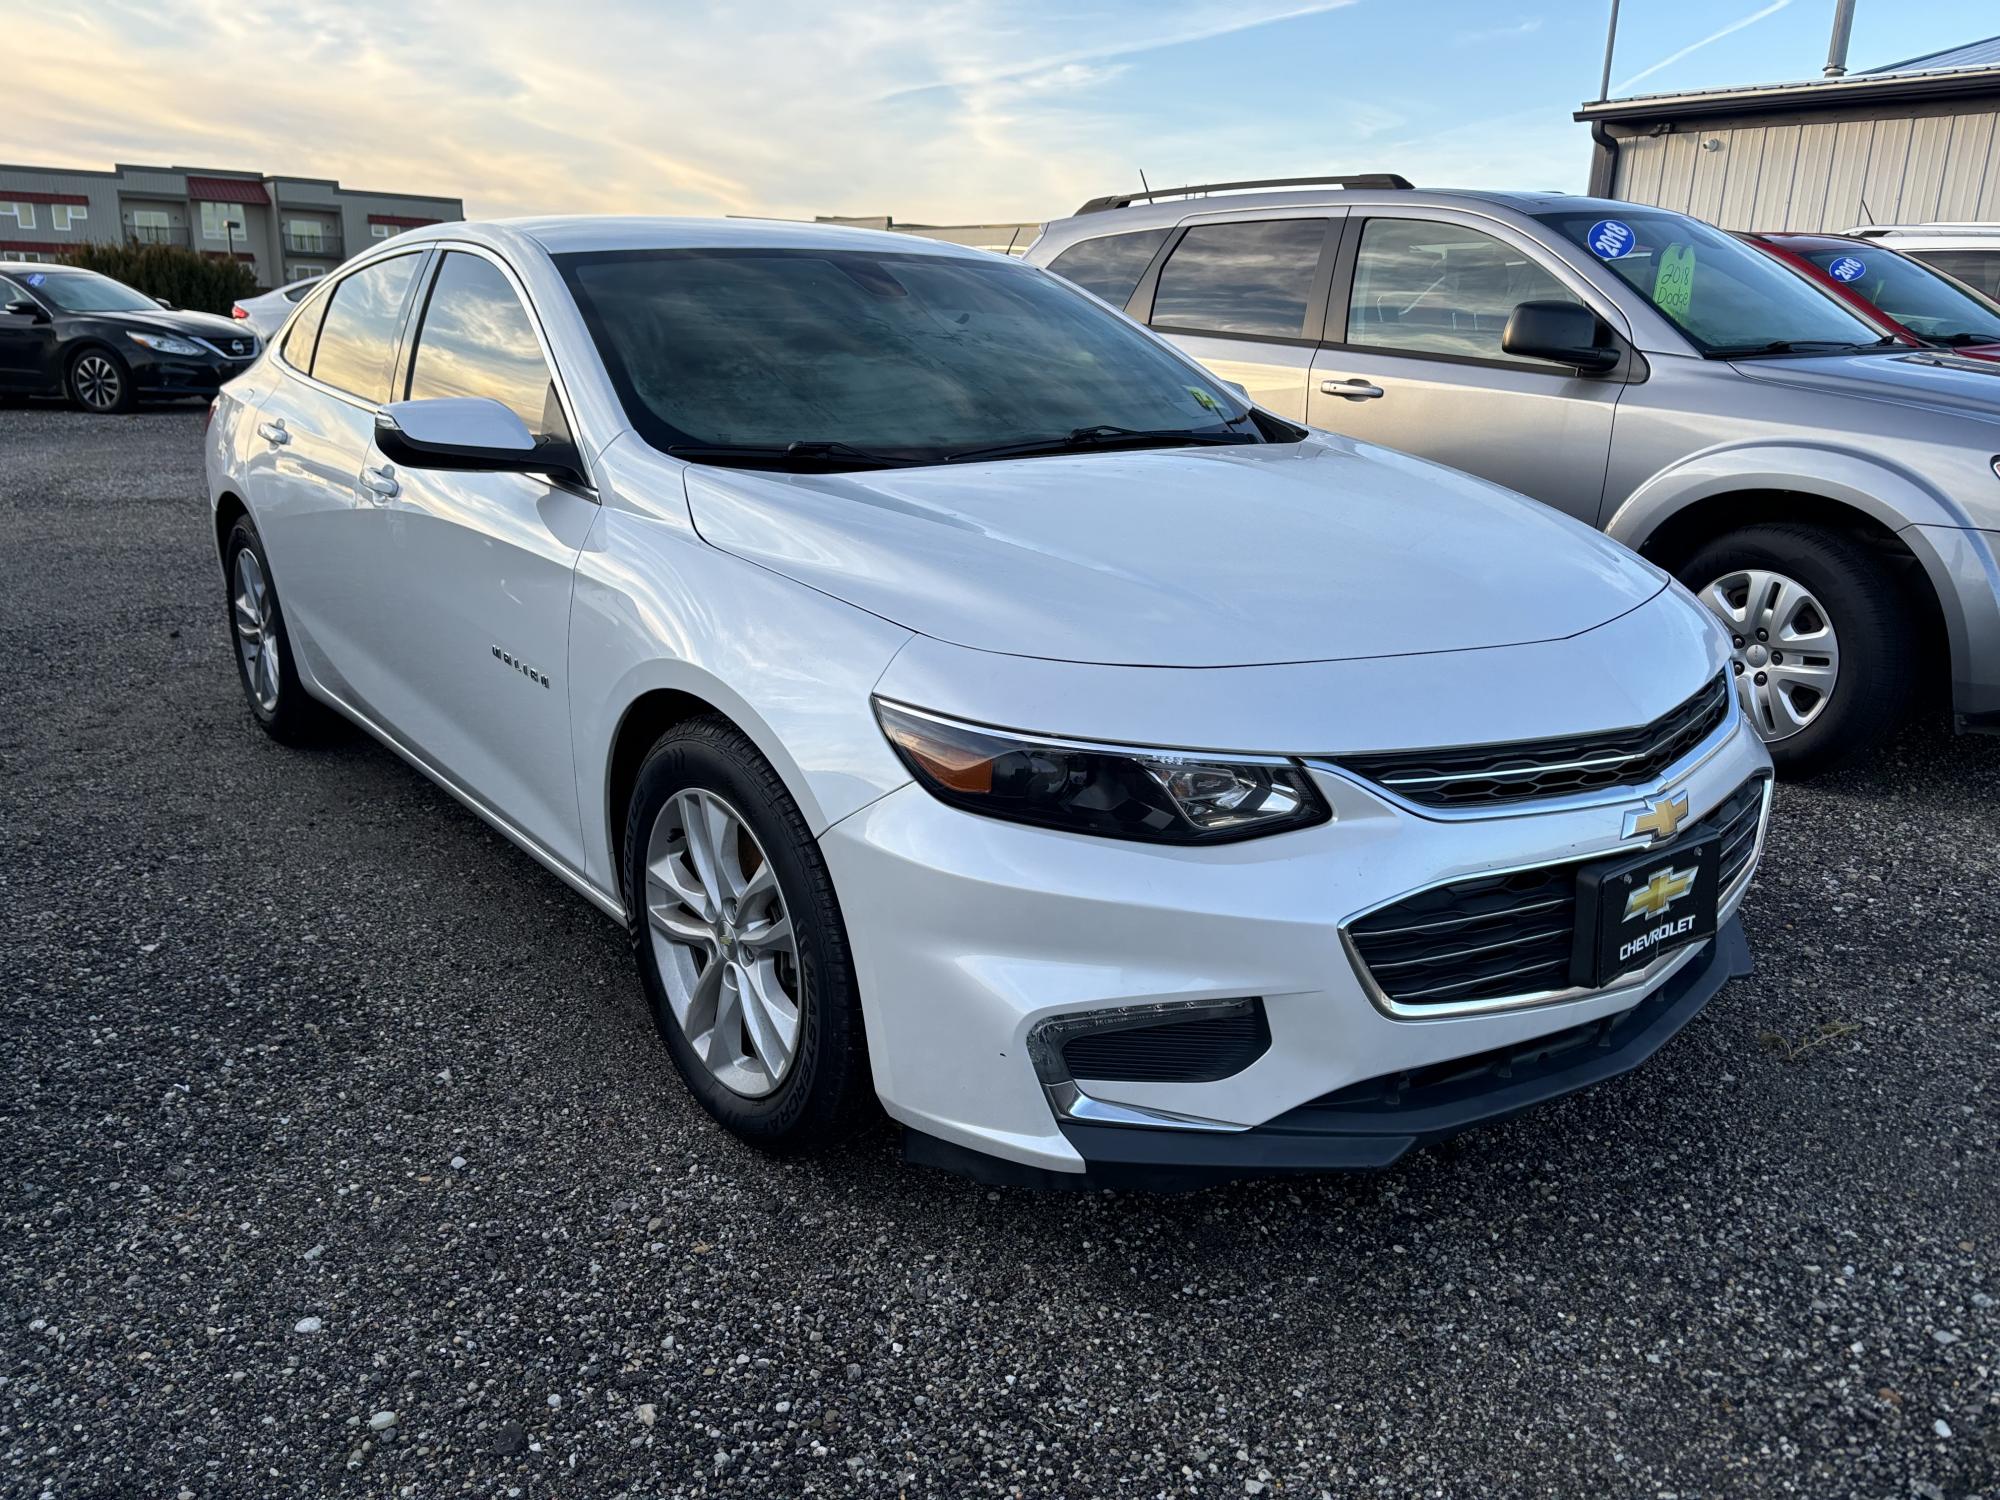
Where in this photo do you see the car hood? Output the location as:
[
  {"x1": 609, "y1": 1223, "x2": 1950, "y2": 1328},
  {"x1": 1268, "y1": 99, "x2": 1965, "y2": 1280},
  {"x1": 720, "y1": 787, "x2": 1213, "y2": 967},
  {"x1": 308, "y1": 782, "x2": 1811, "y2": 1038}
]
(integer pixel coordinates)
[
  {"x1": 1731, "y1": 349, "x2": 2000, "y2": 424},
  {"x1": 94, "y1": 307, "x2": 249, "y2": 342},
  {"x1": 683, "y1": 437, "x2": 1667, "y2": 668}
]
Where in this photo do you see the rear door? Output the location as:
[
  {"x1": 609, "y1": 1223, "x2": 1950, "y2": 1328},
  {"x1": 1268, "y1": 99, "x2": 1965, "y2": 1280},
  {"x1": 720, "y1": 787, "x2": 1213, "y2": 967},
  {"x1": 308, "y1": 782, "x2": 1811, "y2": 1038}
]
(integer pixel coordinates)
[
  {"x1": 1307, "y1": 211, "x2": 1625, "y2": 523},
  {"x1": 1135, "y1": 212, "x2": 1341, "y2": 421},
  {"x1": 354, "y1": 247, "x2": 594, "y2": 865},
  {"x1": 242, "y1": 249, "x2": 429, "y2": 707}
]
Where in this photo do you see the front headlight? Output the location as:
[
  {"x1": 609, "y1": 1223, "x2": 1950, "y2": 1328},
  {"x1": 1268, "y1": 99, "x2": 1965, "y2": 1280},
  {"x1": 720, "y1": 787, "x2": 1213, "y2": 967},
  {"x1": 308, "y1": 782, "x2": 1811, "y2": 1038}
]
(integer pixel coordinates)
[
  {"x1": 127, "y1": 331, "x2": 204, "y2": 356},
  {"x1": 874, "y1": 699, "x2": 1330, "y2": 844}
]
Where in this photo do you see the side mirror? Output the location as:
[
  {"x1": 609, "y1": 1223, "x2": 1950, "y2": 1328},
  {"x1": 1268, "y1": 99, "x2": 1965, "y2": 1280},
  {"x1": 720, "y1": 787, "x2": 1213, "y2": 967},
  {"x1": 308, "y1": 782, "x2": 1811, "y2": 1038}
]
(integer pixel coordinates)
[
  {"x1": 374, "y1": 397, "x2": 586, "y2": 484},
  {"x1": 3, "y1": 298, "x2": 46, "y2": 322},
  {"x1": 154, "y1": 296, "x2": 175, "y2": 310},
  {"x1": 1501, "y1": 300, "x2": 1621, "y2": 373}
]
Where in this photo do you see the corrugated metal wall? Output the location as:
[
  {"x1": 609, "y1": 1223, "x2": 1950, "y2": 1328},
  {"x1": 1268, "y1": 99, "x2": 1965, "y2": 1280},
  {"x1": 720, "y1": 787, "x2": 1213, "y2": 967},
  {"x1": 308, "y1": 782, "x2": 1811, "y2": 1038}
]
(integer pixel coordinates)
[{"x1": 1613, "y1": 109, "x2": 2000, "y2": 229}]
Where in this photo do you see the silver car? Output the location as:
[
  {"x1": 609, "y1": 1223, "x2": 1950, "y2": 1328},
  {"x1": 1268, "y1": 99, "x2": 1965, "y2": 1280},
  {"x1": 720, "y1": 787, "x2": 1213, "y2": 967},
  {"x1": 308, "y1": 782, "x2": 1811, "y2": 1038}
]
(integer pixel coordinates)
[{"x1": 1025, "y1": 176, "x2": 2000, "y2": 771}]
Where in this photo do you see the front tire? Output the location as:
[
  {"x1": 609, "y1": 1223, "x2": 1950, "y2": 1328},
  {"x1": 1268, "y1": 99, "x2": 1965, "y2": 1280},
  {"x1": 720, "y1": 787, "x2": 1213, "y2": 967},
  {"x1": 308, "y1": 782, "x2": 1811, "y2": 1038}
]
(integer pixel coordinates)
[
  {"x1": 1679, "y1": 522, "x2": 1915, "y2": 775},
  {"x1": 623, "y1": 716, "x2": 873, "y2": 1151},
  {"x1": 222, "y1": 515, "x2": 338, "y2": 745},
  {"x1": 66, "y1": 347, "x2": 134, "y2": 414}
]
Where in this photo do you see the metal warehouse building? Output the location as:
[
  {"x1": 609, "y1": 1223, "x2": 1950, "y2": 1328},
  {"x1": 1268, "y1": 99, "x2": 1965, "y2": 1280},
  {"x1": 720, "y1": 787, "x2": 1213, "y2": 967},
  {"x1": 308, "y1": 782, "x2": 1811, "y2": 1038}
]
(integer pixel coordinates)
[{"x1": 1576, "y1": 36, "x2": 2000, "y2": 232}]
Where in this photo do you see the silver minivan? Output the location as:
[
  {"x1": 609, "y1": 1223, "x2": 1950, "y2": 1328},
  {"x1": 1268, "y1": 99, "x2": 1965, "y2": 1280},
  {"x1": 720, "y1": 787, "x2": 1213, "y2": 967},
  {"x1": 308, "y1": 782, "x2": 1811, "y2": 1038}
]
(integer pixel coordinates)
[{"x1": 1025, "y1": 176, "x2": 2000, "y2": 772}]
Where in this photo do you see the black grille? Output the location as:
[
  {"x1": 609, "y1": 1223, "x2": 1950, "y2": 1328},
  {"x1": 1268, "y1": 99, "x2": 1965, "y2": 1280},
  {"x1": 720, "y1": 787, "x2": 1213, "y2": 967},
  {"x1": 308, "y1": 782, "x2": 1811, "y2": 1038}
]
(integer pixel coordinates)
[
  {"x1": 1346, "y1": 776, "x2": 1767, "y2": 1009},
  {"x1": 1062, "y1": 1008, "x2": 1270, "y2": 1083},
  {"x1": 1337, "y1": 674, "x2": 1732, "y2": 808}
]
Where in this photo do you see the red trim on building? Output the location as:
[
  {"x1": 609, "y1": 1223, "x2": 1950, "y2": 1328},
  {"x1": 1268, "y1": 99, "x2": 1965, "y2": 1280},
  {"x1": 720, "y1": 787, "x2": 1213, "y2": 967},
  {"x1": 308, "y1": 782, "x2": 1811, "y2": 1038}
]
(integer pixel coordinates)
[
  {"x1": 0, "y1": 239, "x2": 65, "y2": 254},
  {"x1": 0, "y1": 191, "x2": 89, "y2": 206},
  {"x1": 367, "y1": 213, "x2": 441, "y2": 229},
  {"x1": 186, "y1": 176, "x2": 271, "y2": 205}
]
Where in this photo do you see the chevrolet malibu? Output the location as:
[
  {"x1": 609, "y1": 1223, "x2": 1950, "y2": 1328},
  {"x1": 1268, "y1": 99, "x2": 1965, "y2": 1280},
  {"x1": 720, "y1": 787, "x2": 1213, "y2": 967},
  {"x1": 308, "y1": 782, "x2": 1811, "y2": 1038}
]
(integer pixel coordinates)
[{"x1": 204, "y1": 218, "x2": 1772, "y2": 1186}]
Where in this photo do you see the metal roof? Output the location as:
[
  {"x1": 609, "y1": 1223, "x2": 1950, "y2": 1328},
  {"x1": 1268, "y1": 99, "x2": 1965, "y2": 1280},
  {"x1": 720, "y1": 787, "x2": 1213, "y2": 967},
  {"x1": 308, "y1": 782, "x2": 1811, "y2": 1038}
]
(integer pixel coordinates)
[{"x1": 1863, "y1": 35, "x2": 2000, "y2": 75}]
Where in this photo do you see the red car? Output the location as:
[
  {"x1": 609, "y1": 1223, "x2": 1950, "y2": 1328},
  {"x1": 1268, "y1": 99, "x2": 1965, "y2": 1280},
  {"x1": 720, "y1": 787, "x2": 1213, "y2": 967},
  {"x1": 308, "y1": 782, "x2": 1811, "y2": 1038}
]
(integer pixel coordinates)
[{"x1": 1741, "y1": 231, "x2": 2000, "y2": 360}]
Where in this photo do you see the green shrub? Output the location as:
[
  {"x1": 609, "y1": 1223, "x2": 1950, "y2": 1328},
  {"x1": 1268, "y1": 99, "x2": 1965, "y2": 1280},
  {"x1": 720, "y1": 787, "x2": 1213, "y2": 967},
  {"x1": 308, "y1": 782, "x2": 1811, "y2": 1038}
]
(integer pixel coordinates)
[{"x1": 59, "y1": 242, "x2": 259, "y2": 315}]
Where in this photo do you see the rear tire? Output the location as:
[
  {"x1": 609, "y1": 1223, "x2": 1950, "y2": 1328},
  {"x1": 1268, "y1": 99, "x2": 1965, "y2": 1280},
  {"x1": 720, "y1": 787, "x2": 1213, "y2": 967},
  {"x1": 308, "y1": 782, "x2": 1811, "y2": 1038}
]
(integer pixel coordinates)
[
  {"x1": 623, "y1": 716, "x2": 874, "y2": 1152},
  {"x1": 1679, "y1": 522, "x2": 1915, "y2": 775},
  {"x1": 66, "y1": 347, "x2": 134, "y2": 414},
  {"x1": 222, "y1": 514, "x2": 339, "y2": 745}
]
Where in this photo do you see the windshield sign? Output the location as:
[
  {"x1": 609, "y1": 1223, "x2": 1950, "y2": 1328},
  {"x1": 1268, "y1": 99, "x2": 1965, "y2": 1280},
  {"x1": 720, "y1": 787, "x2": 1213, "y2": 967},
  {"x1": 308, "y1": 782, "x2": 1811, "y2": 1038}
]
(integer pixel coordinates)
[
  {"x1": 1539, "y1": 209, "x2": 1880, "y2": 356},
  {"x1": 557, "y1": 248, "x2": 1258, "y2": 467}
]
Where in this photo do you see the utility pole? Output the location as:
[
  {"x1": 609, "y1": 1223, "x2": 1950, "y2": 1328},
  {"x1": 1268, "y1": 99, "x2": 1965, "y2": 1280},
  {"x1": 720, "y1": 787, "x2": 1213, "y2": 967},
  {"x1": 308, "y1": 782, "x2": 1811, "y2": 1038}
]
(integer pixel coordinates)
[{"x1": 1598, "y1": 0, "x2": 1622, "y2": 102}]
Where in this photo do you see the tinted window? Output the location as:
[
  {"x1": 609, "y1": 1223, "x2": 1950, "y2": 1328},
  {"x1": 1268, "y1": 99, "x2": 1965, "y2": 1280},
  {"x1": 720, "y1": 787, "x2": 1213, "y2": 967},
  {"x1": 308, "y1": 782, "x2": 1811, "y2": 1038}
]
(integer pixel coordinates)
[
  {"x1": 281, "y1": 287, "x2": 330, "y2": 370},
  {"x1": 1908, "y1": 249, "x2": 2000, "y2": 305},
  {"x1": 408, "y1": 252, "x2": 566, "y2": 440},
  {"x1": 558, "y1": 248, "x2": 1252, "y2": 461},
  {"x1": 1790, "y1": 245, "x2": 2000, "y2": 344},
  {"x1": 1348, "y1": 218, "x2": 1581, "y2": 364},
  {"x1": 1537, "y1": 209, "x2": 1875, "y2": 355},
  {"x1": 1150, "y1": 220, "x2": 1327, "y2": 338},
  {"x1": 1046, "y1": 229, "x2": 1169, "y2": 308},
  {"x1": 311, "y1": 253, "x2": 422, "y2": 401}
]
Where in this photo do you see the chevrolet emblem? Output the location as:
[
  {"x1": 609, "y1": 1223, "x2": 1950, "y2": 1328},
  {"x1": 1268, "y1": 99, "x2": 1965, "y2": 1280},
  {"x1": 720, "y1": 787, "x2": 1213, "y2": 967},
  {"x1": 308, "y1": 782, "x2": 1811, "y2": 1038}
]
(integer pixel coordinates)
[
  {"x1": 1625, "y1": 864, "x2": 1698, "y2": 922},
  {"x1": 1623, "y1": 791, "x2": 1690, "y2": 842}
]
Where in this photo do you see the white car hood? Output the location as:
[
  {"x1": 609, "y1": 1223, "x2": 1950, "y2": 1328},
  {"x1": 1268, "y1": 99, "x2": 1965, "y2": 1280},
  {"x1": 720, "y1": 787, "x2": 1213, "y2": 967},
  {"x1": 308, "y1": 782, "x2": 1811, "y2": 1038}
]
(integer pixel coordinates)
[{"x1": 684, "y1": 436, "x2": 1665, "y2": 668}]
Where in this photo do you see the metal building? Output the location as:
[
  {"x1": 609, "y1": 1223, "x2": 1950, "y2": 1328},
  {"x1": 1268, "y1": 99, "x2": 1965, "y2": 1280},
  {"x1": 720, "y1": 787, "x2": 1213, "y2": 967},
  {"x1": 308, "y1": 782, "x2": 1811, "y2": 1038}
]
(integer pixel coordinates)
[{"x1": 1575, "y1": 36, "x2": 2000, "y2": 232}]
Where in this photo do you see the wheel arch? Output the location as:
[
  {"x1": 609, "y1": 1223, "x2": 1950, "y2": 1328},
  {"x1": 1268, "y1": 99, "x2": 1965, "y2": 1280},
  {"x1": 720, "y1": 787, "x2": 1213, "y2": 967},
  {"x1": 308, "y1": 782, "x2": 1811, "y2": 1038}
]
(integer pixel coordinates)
[{"x1": 213, "y1": 489, "x2": 250, "y2": 576}]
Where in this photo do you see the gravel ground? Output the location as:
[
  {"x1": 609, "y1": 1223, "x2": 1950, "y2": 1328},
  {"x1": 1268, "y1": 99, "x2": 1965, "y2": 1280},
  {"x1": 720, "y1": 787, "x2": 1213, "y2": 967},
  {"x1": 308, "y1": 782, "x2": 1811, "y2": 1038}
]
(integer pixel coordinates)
[{"x1": 1, "y1": 402, "x2": 1996, "y2": 1500}]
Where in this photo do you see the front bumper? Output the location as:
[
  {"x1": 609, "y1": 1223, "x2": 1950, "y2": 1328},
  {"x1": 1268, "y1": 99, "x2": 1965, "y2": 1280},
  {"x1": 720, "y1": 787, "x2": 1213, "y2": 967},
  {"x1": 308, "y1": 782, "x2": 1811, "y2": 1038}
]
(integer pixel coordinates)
[
  {"x1": 127, "y1": 341, "x2": 257, "y2": 397},
  {"x1": 820, "y1": 709, "x2": 1772, "y2": 1182}
]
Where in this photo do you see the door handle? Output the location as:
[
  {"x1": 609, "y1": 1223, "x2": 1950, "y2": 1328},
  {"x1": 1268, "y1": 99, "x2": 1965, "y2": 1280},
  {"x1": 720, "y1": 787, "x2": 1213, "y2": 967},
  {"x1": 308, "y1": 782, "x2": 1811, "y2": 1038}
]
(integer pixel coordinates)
[
  {"x1": 256, "y1": 420, "x2": 291, "y2": 445},
  {"x1": 1320, "y1": 378, "x2": 1385, "y2": 401},
  {"x1": 361, "y1": 464, "x2": 400, "y2": 501}
]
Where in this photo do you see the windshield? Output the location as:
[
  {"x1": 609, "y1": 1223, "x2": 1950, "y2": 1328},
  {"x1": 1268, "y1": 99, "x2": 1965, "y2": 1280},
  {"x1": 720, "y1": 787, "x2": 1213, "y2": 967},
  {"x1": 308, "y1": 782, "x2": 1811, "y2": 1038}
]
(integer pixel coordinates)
[
  {"x1": 556, "y1": 248, "x2": 1258, "y2": 466},
  {"x1": 1792, "y1": 243, "x2": 2000, "y2": 345},
  {"x1": 16, "y1": 269, "x2": 163, "y2": 314},
  {"x1": 1536, "y1": 209, "x2": 1882, "y2": 356}
]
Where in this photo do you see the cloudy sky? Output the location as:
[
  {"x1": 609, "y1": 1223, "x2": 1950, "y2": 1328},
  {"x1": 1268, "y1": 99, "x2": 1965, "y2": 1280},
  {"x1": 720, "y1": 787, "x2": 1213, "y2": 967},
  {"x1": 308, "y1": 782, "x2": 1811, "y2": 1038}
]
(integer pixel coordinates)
[{"x1": 8, "y1": 1, "x2": 1993, "y2": 222}]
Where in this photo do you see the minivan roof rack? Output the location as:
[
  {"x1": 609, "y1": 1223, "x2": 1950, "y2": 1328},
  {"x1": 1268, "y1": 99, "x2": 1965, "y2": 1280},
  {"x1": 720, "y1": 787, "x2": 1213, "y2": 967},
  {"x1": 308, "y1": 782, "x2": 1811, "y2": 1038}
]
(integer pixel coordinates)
[{"x1": 1075, "y1": 174, "x2": 1415, "y2": 214}]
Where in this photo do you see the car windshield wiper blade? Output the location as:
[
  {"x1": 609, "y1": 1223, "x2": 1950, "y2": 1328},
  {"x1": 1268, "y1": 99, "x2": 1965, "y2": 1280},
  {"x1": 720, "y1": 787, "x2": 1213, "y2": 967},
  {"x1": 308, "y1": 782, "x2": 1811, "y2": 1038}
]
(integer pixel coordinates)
[
  {"x1": 942, "y1": 424, "x2": 1258, "y2": 465},
  {"x1": 1935, "y1": 330, "x2": 2000, "y2": 346},
  {"x1": 663, "y1": 440, "x2": 920, "y2": 470},
  {"x1": 1705, "y1": 339, "x2": 1882, "y2": 359}
]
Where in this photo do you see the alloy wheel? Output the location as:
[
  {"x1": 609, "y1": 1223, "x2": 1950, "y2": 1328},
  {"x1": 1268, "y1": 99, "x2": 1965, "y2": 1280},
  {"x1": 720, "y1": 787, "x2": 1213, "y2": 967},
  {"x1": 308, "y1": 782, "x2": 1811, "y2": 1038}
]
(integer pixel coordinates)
[
  {"x1": 232, "y1": 549, "x2": 281, "y2": 713},
  {"x1": 73, "y1": 354, "x2": 123, "y2": 411},
  {"x1": 642, "y1": 787, "x2": 803, "y2": 1099},
  {"x1": 1697, "y1": 566, "x2": 1840, "y2": 742}
]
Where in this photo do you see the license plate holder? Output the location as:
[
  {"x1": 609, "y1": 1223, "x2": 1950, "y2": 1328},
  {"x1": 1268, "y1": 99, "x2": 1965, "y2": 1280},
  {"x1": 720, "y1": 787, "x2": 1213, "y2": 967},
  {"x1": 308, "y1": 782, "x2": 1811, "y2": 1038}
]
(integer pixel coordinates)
[{"x1": 1570, "y1": 833, "x2": 1721, "y2": 988}]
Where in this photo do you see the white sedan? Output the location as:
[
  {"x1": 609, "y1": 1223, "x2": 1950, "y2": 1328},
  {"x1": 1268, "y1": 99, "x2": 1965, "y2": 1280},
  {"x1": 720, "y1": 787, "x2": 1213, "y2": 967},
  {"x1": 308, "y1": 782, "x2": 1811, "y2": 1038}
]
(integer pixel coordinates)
[
  {"x1": 229, "y1": 275, "x2": 323, "y2": 339},
  {"x1": 203, "y1": 216, "x2": 1771, "y2": 1186}
]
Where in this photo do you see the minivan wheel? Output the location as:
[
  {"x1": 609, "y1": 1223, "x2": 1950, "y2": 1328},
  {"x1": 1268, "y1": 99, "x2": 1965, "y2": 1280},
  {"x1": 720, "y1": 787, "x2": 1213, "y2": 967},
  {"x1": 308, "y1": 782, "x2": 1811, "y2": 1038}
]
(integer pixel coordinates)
[
  {"x1": 222, "y1": 514, "x2": 339, "y2": 744},
  {"x1": 1679, "y1": 522, "x2": 1915, "y2": 774},
  {"x1": 623, "y1": 716, "x2": 873, "y2": 1151},
  {"x1": 67, "y1": 348, "x2": 134, "y2": 414}
]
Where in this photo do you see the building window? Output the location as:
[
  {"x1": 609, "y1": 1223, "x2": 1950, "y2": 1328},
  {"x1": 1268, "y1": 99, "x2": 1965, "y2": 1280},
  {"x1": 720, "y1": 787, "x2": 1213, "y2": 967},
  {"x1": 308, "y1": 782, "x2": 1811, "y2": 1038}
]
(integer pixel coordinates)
[
  {"x1": 285, "y1": 218, "x2": 327, "y2": 252},
  {"x1": 370, "y1": 223, "x2": 397, "y2": 239},
  {"x1": 286, "y1": 264, "x2": 328, "y2": 282},
  {"x1": 200, "y1": 201, "x2": 247, "y2": 240},
  {"x1": 50, "y1": 204, "x2": 86, "y2": 231},
  {"x1": 0, "y1": 201, "x2": 36, "y2": 229}
]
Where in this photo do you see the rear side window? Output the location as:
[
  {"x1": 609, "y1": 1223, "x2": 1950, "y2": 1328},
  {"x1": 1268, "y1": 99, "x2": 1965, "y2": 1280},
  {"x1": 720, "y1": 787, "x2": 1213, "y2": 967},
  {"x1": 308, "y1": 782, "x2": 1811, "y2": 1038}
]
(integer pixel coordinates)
[
  {"x1": 309, "y1": 253, "x2": 422, "y2": 401},
  {"x1": 406, "y1": 252, "x2": 567, "y2": 441},
  {"x1": 1347, "y1": 218, "x2": 1581, "y2": 364},
  {"x1": 1150, "y1": 219, "x2": 1328, "y2": 339},
  {"x1": 280, "y1": 287, "x2": 330, "y2": 370},
  {"x1": 1046, "y1": 228, "x2": 1169, "y2": 308},
  {"x1": 1909, "y1": 248, "x2": 2000, "y2": 303}
]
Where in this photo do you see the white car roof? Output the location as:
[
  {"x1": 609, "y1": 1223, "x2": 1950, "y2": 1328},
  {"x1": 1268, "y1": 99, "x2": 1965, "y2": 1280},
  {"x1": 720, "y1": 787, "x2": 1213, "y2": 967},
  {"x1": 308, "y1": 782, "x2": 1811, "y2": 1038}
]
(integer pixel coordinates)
[{"x1": 407, "y1": 215, "x2": 996, "y2": 261}]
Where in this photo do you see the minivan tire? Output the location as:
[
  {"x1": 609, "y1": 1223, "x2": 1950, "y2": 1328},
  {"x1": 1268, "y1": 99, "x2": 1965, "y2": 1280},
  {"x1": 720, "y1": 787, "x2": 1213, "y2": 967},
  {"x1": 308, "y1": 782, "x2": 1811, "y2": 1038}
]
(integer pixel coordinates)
[
  {"x1": 1678, "y1": 522, "x2": 1915, "y2": 775},
  {"x1": 623, "y1": 716, "x2": 874, "y2": 1152}
]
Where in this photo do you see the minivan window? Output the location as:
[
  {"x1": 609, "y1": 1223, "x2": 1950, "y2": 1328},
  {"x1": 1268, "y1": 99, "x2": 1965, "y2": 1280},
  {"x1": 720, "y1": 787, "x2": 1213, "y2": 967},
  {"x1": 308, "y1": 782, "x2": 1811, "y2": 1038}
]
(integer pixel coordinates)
[
  {"x1": 407, "y1": 252, "x2": 567, "y2": 441},
  {"x1": 1348, "y1": 219, "x2": 1582, "y2": 364},
  {"x1": 1150, "y1": 219, "x2": 1328, "y2": 339},
  {"x1": 1046, "y1": 228, "x2": 1170, "y2": 308},
  {"x1": 1537, "y1": 209, "x2": 1878, "y2": 356},
  {"x1": 558, "y1": 247, "x2": 1252, "y2": 464},
  {"x1": 1906, "y1": 248, "x2": 2000, "y2": 305},
  {"x1": 309, "y1": 252, "x2": 423, "y2": 401}
]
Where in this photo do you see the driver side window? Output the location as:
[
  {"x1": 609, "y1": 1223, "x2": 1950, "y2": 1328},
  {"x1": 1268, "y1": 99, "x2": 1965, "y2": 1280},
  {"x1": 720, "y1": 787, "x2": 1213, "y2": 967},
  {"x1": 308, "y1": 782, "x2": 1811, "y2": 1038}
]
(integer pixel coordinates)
[{"x1": 1347, "y1": 218, "x2": 1581, "y2": 365}]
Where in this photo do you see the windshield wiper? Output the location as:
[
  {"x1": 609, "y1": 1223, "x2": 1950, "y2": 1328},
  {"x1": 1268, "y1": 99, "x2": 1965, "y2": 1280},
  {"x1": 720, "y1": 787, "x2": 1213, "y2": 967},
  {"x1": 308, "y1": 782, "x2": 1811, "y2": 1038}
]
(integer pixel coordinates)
[
  {"x1": 1935, "y1": 330, "x2": 2000, "y2": 346},
  {"x1": 1705, "y1": 338, "x2": 1889, "y2": 359},
  {"x1": 663, "y1": 440, "x2": 919, "y2": 471},
  {"x1": 942, "y1": 424, "x2": 1258, "y2": 465}
]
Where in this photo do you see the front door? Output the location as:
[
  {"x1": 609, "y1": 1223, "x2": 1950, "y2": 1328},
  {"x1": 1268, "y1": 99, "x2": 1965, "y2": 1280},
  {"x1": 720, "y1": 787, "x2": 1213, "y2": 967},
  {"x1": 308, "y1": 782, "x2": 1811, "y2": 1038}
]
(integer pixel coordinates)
[
  {"x1": 1307, "y1": 214, "x2": 1624, "y2": 524},
  {"x1": 0, "y1": 274, "x2": 56, "y2": 389},
  {"x1": 353, "y1": 247, "x2": 593, "y2": 866}
]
